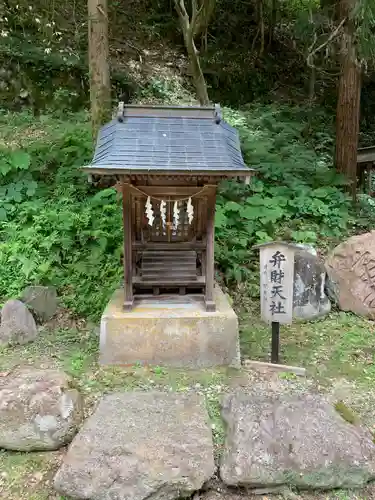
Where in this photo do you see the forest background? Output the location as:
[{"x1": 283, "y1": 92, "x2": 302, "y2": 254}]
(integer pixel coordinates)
[{"x1": 0, "y1": 0, "x2": 375, "y2": 318}]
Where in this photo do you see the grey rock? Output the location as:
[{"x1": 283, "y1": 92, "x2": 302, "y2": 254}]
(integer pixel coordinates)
[
  {"x1": 220, "y1": 392, "x2": 375, "y2": 490},
  {"x1": 21, "y1": 286, "x2": 58, "y2": 322},
  {"x1": 200, "y1": 488, "x2": 300, "y2": 499},
  {"x1": 0, "y1": 368, "x2": 83, "y2": 451},
  {"x1": 0, "y1": 299, "x2": 38, "y2": 345},
  {"x1": 54, "y1": 391, "x2": 215, "y2": 500},
  {"x1": 199, "y1": 493, "x2": 243, "y2": 500},
  {"x1": 293, "y1": 250, "x2": 331, "y2": 320},
  {"x1": 325, "y1": 272, "x2": 340, "y2": 305},
  {"x1": 325, "y1": 231, "x2": 375, "y2": 318},
  {"x1": 294, "y1": 243, "x2": 317, "y2": 256}
]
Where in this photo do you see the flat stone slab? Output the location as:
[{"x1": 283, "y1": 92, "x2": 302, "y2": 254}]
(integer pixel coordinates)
[
  {"x1": 0, "y1": 368, "x2": 82, "y2": 451},
  {"x1": 100, "y1": 286, "x2": 240, "y2": 368},
  {"x1": 220, "y1": 392, "x2": 375, "y2": 490},
  {"x1": 54, "y1": 391, "x2": 215, "y2": 500}
]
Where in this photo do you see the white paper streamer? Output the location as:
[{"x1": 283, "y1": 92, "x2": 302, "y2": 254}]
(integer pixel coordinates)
[
  {"x1": 160, "y1": 199, "x2": 167, "y2": 235},
  {"x1": 145, "y1": 196, "x2": 154, "y2": 227},
  {"x1": 173, "y1": 200, "x2": 179, "y2": 232},
  {"x1": 187, "y1": 197, "x2": 194, "y2": 225}
]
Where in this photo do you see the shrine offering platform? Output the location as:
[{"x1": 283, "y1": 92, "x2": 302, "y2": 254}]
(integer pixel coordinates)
[{"x1": 99, "y1": 285, "x2": 240, "y2": 368}]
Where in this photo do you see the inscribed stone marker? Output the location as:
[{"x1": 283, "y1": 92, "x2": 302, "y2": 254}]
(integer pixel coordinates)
[{"x1": 259, "y1": 243, "x2": 295, "y2": 325}]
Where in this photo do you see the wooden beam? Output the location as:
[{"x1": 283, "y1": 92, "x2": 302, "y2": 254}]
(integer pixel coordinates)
[
  {"x1": 367, "y1": 164, "x2": 373, "y2": 195},
  {"x1": 122, "y1": 181, "x2": 134, "y2": 311},
  {"x1": 243, "y1": 360, "x2": 306, "y2": 377},
  {"x1": 133, "y1": 276, "x2": 205, "y2": 286},
  {"x1": 128, "y1": 185, "x2": 217, "y2": 198},
  {"x1": 133, "y1": 242, "x2": 206, "y2": 250},
  {"x1": 205, "y1": 186, "x2": 216, "y2": 311}
]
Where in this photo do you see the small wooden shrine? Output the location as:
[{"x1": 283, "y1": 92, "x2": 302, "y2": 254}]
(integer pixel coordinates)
[{"x1": 83, "y1": 103, "x2": 252, "y2": 312}]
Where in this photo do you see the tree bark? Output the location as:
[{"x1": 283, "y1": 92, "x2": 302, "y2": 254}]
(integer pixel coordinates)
[
  {"x1": 185, "y1": 36, "x2": 210, "y2": 105},
  {"x1": 174, "y1": 0, "x2": 211, "y2": 105},
  {"x1": 268, "y1": 0, "x2": 277, "y2": 49},
  {"x1": 88, "y1": 0, "x2": 111, "y2": 140},
  {"x1": 335, "y1": 0, "x2": 361, "y2": 200},
  {"x1": 308, "y1": 65, "x2": 316, "y2": 102}
]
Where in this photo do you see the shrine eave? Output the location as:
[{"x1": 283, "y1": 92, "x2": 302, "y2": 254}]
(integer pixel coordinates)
[
  {"x1": 81, "y1": 165, "x2": 254, "y2": 177},
  {"x1": 84, "y1": 103, "x2": 251, "y2": 178}
]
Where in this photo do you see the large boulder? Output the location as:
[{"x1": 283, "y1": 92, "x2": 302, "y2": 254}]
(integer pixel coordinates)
[
  {"x1": 325, "y1": 231, "x2": 375, "y2": 318},
  {"x1": 20, "y1": 286, "x2": 58, "y2": 322},
  {"x1": 0, "y1": 368, "x2": 83, "y2": 451},
  {"x1": 54, "y1": 392, "x2": 215, "y2": 500},
  {"x1": 0, "y1": 299, "x2": 38, "y2": 345},
  {"x1": 220, "y1": 391, "x2": 375, "y2": 490},
  {"x1": 293, "y1": 248, "x2": 331, "y2": 320}
]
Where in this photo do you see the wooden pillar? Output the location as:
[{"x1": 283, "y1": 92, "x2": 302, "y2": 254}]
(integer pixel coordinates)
[
  {"x1": 122, "y1": 182, "x2": 134, "y2": 311},
  {"x1": 367, "y1": 163, "x2": 373, "y2": 195},
  {"x1": 358, "y1": 164, "x2": 365, "y2": 193},
  {"x1": 205, "y1": 186, "x2": 217, "y2": 312}
]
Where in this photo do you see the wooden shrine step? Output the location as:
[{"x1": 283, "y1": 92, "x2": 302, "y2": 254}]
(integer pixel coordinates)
[
  {"x1": 133, "y1": 276, "x2": 205, "y2": 287},
  {"x1": 140, "y1": 250, "x2": 198, "y2": 284}
]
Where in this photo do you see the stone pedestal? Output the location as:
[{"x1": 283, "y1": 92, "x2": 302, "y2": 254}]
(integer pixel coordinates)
[{"x1": 100, "y1": 286, "x2": 240, "y2": 368}]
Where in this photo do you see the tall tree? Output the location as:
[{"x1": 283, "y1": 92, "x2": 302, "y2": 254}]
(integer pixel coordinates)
[
  {"x1": 88, "y1": 0, "x2": 111, "y2": 139},
  {"x1": 335, "y1": 0, "x2": 362, "y2": 200},
  {"x1": 174, "y1": 0, "x2": 216, "y2": 105}
]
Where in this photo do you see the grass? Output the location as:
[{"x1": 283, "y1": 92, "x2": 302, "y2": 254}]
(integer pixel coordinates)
[
  {"x1": 0, "y1": 305, "x2": 374, "y2": 500},
  {"x1": 0, "y1": 109, "x2": 89, "y2": 149},
  {"x1": 240, "y1": 307, "x2": 375, "y2": 387}
]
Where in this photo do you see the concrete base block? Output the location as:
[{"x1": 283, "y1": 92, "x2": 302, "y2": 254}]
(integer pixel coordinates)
[{"x1": 100, "y1": 286, "x2": 240, "y2": 368}]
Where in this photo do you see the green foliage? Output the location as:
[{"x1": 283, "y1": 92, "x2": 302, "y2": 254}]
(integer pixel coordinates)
[
  {"x1": 334, "y1": 400, "x2": 359, "y2": 425},
  {"x1": 215, "y1": 104, "x2": 351, "y2": 285},
  {"x1": 0, "y1": 150, "x2": 37, "y2": 220},
  {"x1": 0, "y1": 103, "x2": 360, "y2": 319},
  {"x1": 353, "y1": 0, "x2": 375, "y2": 61},
  {"x1": 0, "y1": 1, "x2": 136, "y2": 114},
  {"x1": 0, "y1": 114, "x2": 123, "y2": 319},
  {"x1": 355, "y1": 194, "x2": 375, "y2": 231}
]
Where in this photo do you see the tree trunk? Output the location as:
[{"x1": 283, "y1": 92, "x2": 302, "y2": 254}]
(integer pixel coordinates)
[
  {"x1": 88, "y1": 0, "x2": 111, "y2": 140},
  {"x1": 186, "y1": 35, "x2": 210, "y2": 105},
  {"x1": 308, "y1": 65, "x2": 316, "y2": 102},
  {"x1": 268, "y1": 0, "x2": 277, "y2": 49},
  {"x1": 335, "y1": 0, "x2": 361, "y2": 200},
  {"x1": 174, "y1": 0, "x2": 211, "y2": 105}
]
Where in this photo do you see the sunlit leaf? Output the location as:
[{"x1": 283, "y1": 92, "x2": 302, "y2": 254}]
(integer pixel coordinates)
[{"x1": 9, "y1": 151, "x2": 31, "y2": 170}]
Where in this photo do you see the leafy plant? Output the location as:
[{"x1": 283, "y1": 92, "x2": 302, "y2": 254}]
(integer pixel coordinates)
[
  {"x1": 0, "y1": 150, "x2": 38, "y2": 220},
  {"x1": 0, "y1": 116, "x2": 122, "y2": 319},
  {"x1": 0, "y1": 104, "x2": 357, "y2": 319},
  {"x1": 215, "y1": 105, "x2": 351, "y2": 287}
]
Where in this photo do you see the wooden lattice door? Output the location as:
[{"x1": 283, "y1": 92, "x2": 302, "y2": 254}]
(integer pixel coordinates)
[{"x1": 147, "y1": 199, "x2": 197, "y2": 243}]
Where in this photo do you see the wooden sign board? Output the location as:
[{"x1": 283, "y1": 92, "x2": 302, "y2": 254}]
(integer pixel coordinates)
[{"x1": 258, "y1": 242, "x2": 295, "y2": 325}]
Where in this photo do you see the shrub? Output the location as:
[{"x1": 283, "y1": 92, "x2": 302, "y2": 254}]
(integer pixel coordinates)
[
  {"x1": 215, "y1": 105, "x2": 351, "y2": 285},
  {"x1": 0, "y1": 104, "x2": 356, "y2": 318},
  {"x1": 0, "y1": 116, "x2": 123, "y2": 319}
]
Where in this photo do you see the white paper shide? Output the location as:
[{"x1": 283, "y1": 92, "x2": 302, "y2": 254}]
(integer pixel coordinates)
[{"x1": 145, "y1": 196, "x2": 155, "y2": 227}]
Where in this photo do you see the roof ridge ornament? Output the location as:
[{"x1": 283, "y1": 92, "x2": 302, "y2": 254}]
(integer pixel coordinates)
[
  {"x1": 214, "y1": 103, "x2": 222, "y2": 124},
  {"x1": 117, "y1": 101, "x2": 124, "y2": 122}
]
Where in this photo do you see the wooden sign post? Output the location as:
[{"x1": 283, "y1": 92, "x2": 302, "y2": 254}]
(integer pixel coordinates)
[{"x1": 254, "y1": 242, "x2": 296, "y2": 364}]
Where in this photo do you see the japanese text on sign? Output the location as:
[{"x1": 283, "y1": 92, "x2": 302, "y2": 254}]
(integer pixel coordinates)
[{"x1": 259, "y1": 244, "x2": 295, "y2": 324}]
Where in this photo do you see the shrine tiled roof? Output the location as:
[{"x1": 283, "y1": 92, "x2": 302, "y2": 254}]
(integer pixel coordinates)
[{"x1": 83, "y1": 104, "x2": 252, "y2": 177}]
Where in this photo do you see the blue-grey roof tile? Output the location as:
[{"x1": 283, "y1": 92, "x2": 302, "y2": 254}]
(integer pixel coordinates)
[{"x1": 83, "y1": 104, "x2": 252, "y2": 176}]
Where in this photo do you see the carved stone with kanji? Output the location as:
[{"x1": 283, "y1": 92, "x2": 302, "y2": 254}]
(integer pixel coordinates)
[{"x1": 325, "y1": 231, "x2": 375, "y2": 318}]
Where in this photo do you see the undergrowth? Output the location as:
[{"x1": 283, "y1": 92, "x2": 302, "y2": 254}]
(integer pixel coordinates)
[
  {"x1": 0, "y1": 111, "x2": 123, "y2": 318},
  {"x1": 215, "y1": 105, "x2": 356, "y2": 288},
  {"x1": 0, "y1": 104, "x2": 373, "y2": 320}
]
